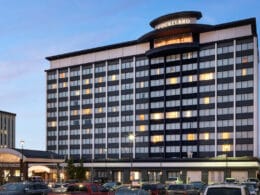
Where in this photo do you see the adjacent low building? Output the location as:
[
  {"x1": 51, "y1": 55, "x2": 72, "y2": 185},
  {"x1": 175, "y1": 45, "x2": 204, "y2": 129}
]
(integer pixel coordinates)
[
  {"x1": 0, "y1": 110, "x2": 16, "y2": 148},
  {"x1": 45, "y1": 11, "x2": 259, "y2": 184}
]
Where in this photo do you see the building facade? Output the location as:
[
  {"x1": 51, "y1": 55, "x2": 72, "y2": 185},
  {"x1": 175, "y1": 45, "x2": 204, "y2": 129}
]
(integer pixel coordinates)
[
  {"x1": 46, "y1": 11, "x2": 259, "y2": 183},
  {"x1": 0, "y1": 110, "x2": 16, "y2": 148}
]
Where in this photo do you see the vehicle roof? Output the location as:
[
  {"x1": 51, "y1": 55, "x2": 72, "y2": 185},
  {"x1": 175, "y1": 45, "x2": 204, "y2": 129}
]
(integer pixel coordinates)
[{"x1": 207, "y1": 184, "x2": 245, "y2": 188}]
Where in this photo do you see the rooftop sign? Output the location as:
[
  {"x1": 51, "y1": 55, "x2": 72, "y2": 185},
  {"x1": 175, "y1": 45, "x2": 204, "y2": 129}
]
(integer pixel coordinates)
[{"x1": 154, "y1": 17, "x2": 197, "y2": 29}]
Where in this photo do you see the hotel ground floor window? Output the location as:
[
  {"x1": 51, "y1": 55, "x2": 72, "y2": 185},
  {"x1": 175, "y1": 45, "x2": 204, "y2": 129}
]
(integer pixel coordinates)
[
  {"x1": 130, "y1": 171, "x2": 141, "y2": 182},
  {"x1": 113, "y1": 171, "x2": 122, "y2": 183},
  {"x1": 148, "y1": 171, "x2": 162, "y2": 183},
  {"x1": 208, "y1": 171, "x2": 224, "y2": 184},
  {"x1": 231, "y1": 171, "x2": 248, "y2": 183}
]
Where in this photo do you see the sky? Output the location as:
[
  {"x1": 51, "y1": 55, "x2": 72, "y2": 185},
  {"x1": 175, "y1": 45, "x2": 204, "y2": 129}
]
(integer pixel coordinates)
[{"x1": 0, "y1": 0, "x2": 259, "y2": 150}]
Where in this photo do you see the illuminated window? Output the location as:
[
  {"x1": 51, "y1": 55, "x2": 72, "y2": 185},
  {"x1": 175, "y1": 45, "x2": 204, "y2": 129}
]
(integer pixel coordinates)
[
  {"x1": 98, "y1": 108, "x2": 103, "y2": 113},
  {"x1": 242, "y1": 56, "x2": 248, "y2": 63},
  {"x1": 242, "y1": 68, "x2": 247, "y2": 76},
  {"x1": 222, "y1": 144, "x2": 231, "y2": 152},
  {"x1": 98, "y1": 77, "x2": 103, "y2": 83},
  {"x1": 71, "y1": 110, "x2": 79, "y2": 116},
  {"x1": 75, "y1": 90, "x2": 80, "y2": 96},
  {"x1": 222, "y1": 132, "x2": 230, "y2": 139},
  {"x1": 83, "y1": 79, "x2": 90, "y2": 85},
  {"x1": 203, "y1": 133, "x2": 209, "y2": 140},
  {"x1": 187, "y1": 134, "x2": 196, "y2": 141},
  {"x1": 51, "y1": 84, "x2": 57, "y2": 89},
  {"x1": 50, "y1": 121, "x2": 56, "y2": 127},
  {"x1": 111, "y1": 75, "x2": 117, "y2": 81},
  {"x1": 59, "y1": 72, "x2": 66, "y2": 78},
  {"x1": 83, "y1": 89, "x2": 91, "y2": 95},
  {"x1": 151, "y1": 113, "x2": 164, "y2": 120},
  {"x1": 154, "y1": 33, "x2": 193, "y2": 48},
  {"x1": 82, "y1": 108, "x2": 92, "y2": 115},
  {"x1": 203, "y1": 97, "x2": 210, "y2": 104},
  {"x1": 166, "y1": 111, "x2": 179, "y2": 119},
  {"x1": 188, "y1": 75, "x2": 193, "y2": 82},
  {"x1": 166, "y1": 77, "x2": 179, "y2": 85},
  {"x1": 138, "y1": 125, "x2": 147, "y2": 132},
  {"x1": 199, "y1": 73, "x2": 214, "y2": 81},
  {"x1": 183, "y1": 110, "x2": 192, "y2": 117},
  {"x1": 138, "y1": 114, "x2": 145, "y2": 121},
  {"x1": 151, "y1": 135, "x2": 164, "y2": 143}
]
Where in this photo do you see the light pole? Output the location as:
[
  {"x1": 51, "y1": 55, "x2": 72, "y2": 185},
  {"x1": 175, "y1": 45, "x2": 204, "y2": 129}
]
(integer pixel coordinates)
[
  {"x1": 128, "y1": 134, "x2": 135, "y2": 183},
  {"x1": 20, "y1": 140, "x2": 24, "y2": 181},
  {"x1": 159, "y1": 146, "x2": 163, "y2": 183},
  {"x1": 223, "y1": 145, "x2": 229, "y2": 180}
]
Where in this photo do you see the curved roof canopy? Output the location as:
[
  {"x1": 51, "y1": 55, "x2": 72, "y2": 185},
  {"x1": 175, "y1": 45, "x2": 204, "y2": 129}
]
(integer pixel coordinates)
[
  {"x1": 0, "y1": 148, "x2": 64, "y2": 163},
  {"x1": 150, "y1": 11, "x2": 202, "y2": 29}
]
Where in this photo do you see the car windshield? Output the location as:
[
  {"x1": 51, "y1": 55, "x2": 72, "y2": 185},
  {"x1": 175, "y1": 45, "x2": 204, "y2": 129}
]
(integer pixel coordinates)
[{"x1": 207, "y1": 188, "x2": 241, "y2": 195}]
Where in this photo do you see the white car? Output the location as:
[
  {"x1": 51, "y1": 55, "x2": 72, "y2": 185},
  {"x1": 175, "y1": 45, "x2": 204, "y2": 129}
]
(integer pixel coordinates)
[{"x1": 203, "y1": 184, "x2": 250, "y2": 195}]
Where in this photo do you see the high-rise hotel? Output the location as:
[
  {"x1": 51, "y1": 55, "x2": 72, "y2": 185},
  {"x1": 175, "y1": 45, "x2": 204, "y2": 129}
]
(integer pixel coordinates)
[{"x1": 46, "y1": 11, "x2": 259, "y2": 183}]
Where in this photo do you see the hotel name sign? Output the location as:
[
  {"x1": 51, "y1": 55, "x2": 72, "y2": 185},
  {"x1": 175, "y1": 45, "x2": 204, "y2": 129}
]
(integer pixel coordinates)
[{"x1": 155, "y1": 17, "x2": 196, "y2": 29}]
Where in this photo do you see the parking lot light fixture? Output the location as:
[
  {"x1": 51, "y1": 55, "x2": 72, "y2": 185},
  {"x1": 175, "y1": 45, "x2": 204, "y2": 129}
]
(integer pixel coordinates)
[{"x1": 20, "y1": 140, "x2": 25, "y2": 181}]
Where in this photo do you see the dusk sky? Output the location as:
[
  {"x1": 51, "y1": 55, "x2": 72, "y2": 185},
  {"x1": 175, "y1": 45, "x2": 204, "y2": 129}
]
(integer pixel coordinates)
[{"x1": 0, "y1": 0, "x2": 259, "y2": 150}]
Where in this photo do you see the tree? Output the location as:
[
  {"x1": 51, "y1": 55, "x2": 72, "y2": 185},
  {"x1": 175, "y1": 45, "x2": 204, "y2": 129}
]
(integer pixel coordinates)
[
  {"x1": 66, "y1": 158, "x2": 76, "y2": 180},
  {"x1": 76, "y1": 159, "x2": 86, "y2": 181}
]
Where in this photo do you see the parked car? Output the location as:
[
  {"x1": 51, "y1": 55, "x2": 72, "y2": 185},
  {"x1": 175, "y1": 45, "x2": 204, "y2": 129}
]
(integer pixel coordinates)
[
  {"x1": 0, "y1": 182, "x2": 50, "y2": 195},
  {"x1": 190, "y1": 181, "x2": 207, "y2": 193},
  {"x1": 225, "y1": 178, "x2": 239, "y2": 184},
  {"x1": 167, "y1": 184, "x2": 200, "y2": 195},
  {"x1": 165, "y1": 177, "x2": 183, "y2": 185},
  {"x1": 51, "y1": 183, "x2": 69, "y2": 193},
  {"x1": 48, "y1": 182, "x2": 114, "y2": 195},
  {"x1": 203, "y1": 184, "x2": 250, "y2": 195},
  {"x1": 141, "y1": 183, "x2": 167, "y2": 195},
  {"x1": 103, "y1": 182, "x2": 122, "y2": 191},
  {"x1": 242, "y1": 182, "x2": 259, "y2": 195},
  {"x1": 115, "y1": 188, "x2": 149, "y2": 195}
]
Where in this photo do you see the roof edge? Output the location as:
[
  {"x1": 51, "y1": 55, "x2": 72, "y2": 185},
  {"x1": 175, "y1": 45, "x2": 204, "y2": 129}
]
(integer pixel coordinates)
[{"x1": 46, "y1": 40, "x2": 140, "y2": 61}]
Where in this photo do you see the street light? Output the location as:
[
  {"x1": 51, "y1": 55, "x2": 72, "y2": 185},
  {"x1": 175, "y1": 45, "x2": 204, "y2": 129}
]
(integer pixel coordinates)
[{"x1": 20, "y1": 140, "x2": 24, "y2": 181}]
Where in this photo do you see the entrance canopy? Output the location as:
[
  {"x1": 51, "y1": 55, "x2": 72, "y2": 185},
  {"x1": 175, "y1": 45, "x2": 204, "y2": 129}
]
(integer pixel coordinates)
[{"x1": 0, "y1": 148, "x2": 64, "y2": 164}]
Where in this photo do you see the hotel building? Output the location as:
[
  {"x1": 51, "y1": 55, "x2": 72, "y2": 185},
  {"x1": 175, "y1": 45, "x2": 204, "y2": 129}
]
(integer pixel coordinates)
[
  {"x1": 0, "y1": 110, "x2": 16, "y2": 148},
  {"x1": 46, "y1": 11, "x2": 259, "y2": 183}
]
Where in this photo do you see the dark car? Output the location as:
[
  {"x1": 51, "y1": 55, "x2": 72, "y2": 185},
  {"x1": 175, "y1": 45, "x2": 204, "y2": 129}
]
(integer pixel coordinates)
[
  {"x1": 0, "y1": 182, "x2": 50, "y2": 195},
  {"x1": 167, "y1": 184, "x2": 200, "y2": 195},
  {"x1": 141, "y1": 183, "x2": 167, "y2": 195},
  {"x1": 115, "y1": 188, "x2": 149, "y2": 195},
  {"x1": 103, "y1": 182, "x2": 122, "y2": 191},
  {"x1": 190, "y1": 181, "x2": 207, "y2": 193}
]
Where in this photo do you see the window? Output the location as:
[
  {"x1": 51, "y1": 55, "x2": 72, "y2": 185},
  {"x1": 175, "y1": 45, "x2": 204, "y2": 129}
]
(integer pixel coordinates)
[
  {"x1": 187, "y1": 134, "x2": 196, "y2": 141},
  {"x1": 136, "y1": 125, "x2": 148, "y2": 132},
  {"x1": 151, "y1": 113, "x2": 164, "y2": 120},
  {"x1": 199, "y1": 72, "x2": 214, "y2": 81},
  {"x1": 154, "y1": 34, "x2": 192, "y2": 48},
  {"x1": 166, "y1": 54, "x2": 181, "y2": 62},
  {"x1": 166, "y1": 77, "x2": 179, "y2": 85},
  {"x1": 166, "y1": 111, "x2": 179, "y2": 119},
  {"x1": 202, "y1": 97, "x2": 210, "y2": 104},
  {"x1": 82, "y1": 108, "x2": 92, "y2": 115},
  {"x1": 151, "y1": 135, "x2": 164, "y2": 143},
  {"x1": 222, "y1": 144, "x2": 231, "y2": 152},
  {"x1": 59, "y1": 72, "x2": 67, "y2": 78},
  {"x1": 200, "y1": 133, "x2": 210, "y2": 140},
  {"x1": 82, "y1": 79, "x2": 91, "y2": 85}
]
